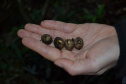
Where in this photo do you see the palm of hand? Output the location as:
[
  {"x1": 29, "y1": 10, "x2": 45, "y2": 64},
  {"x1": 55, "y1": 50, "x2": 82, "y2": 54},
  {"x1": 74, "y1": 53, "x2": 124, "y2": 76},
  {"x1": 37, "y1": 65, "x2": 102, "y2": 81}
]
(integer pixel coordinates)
[{"x1": 17, "y1": 20, "x2": 119, "y2": 75}]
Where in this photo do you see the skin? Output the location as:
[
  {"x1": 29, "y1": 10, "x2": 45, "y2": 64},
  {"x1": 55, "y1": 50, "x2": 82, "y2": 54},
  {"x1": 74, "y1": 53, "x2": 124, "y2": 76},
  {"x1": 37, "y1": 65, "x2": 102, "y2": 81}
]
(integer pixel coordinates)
[{"x1": 17, "y1": 20, "x2": 120, "y2": 76}]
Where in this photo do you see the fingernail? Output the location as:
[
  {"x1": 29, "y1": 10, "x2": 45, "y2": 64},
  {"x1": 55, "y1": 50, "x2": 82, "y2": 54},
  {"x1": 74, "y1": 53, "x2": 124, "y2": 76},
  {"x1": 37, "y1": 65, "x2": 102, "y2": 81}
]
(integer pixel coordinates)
[{"x1": 54, "y1": 62, "x2": 63, "y2": 68}]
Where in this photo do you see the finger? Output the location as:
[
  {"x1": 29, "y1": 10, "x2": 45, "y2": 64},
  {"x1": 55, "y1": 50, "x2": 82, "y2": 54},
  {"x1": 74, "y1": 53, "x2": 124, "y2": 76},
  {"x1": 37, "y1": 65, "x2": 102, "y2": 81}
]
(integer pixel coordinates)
[
  {"x1": 22, "y1": 37, "x2": 61, "y2": 61},
  {"x1": 25, "y1": 23, "x2": 68, "y2": 39},
  {"x1": 41, "y1": 20, "x2": 78, "y2": 33},
  {"x1": 17, "y1": 29, "x2": 41, "y2": 40},
  {"x1": 18, "y1": 29, "x2": 55, "y2": 47},
  {"x1": 54, "y1": 58, "x2": 97, "y2": 75}
]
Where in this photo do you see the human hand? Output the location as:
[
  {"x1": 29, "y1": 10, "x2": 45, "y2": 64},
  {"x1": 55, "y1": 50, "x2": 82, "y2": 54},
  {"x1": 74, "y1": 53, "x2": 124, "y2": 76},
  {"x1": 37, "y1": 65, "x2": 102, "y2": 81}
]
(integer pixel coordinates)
[{"x1": 17, "y1": 20, "x2": 119, "y2": 75}]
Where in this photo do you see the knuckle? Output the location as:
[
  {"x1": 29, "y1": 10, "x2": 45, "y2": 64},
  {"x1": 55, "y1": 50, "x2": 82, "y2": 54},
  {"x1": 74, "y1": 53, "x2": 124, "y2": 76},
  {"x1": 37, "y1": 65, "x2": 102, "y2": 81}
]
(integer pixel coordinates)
[
  {"x1": 62, "y1": 22, "x2": 67, "y2": 31},
  {"x1": 54, "y1": 21, "x2": 57, "y2": 29},
  {"x1": 52, "y1": 30, "x2": 56, "y2": 37}
]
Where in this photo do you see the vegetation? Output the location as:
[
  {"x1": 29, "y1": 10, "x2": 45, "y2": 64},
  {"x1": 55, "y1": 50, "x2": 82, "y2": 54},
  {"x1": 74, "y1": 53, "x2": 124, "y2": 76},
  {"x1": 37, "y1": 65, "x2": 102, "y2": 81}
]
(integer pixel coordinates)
[{"x1": 0, "y1": 0, "x2": 126, "y2": 84}]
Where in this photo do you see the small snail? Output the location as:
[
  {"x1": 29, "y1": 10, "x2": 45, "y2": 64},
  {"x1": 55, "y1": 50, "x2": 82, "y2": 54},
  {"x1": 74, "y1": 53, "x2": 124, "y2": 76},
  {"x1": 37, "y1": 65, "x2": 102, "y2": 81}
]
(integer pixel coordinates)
[
  {"x1": 54, "y1": 37, "x2": 64, "y2": 50},
  {"x1": 41, "y1": 34, "x2": 52, "y2": 45},
  {"x1": 65, "y1": 39, "x2": 74, "y2": 51},
  {"x1": 74, "y1": 37, "x2": 84, "y2": 50}
]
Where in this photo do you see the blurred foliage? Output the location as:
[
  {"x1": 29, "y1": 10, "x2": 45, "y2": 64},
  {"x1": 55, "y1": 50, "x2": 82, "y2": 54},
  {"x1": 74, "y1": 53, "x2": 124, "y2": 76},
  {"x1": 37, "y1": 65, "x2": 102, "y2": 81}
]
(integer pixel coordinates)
[
  {"x1": 83, "y1": 4, "x2": 105, "y2": 22},
  {"x1": 0, "y1": 0, "x2": 126, "y2": 84}
]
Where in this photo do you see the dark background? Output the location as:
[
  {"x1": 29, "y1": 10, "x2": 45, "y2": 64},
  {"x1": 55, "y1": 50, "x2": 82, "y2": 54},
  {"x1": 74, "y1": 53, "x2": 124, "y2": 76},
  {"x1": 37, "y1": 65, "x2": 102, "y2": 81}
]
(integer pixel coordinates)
[{"x1": 0, "y1": 0, "x2": 126, "y2": 84}]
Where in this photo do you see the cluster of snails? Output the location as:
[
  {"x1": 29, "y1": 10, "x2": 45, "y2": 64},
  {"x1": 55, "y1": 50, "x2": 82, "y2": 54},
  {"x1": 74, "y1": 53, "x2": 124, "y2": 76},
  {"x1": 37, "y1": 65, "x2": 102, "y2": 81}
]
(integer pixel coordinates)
[{"x1": 41, "y1": 34, "x2": 84, "y2": 51}]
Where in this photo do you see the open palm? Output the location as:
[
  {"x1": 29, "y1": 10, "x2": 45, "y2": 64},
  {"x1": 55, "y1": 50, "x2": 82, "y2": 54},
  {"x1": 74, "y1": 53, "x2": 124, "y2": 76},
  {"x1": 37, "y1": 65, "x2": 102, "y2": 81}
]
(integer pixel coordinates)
[{"x1": 17, "y1": 20, "x2": 119, "y2": 75}]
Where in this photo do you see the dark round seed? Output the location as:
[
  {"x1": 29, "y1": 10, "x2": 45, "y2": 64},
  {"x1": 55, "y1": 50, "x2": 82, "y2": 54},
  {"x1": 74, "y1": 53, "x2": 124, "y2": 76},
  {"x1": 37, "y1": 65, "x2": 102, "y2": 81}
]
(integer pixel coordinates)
[
  {"x1": 74, "y1": 37, "x2": 83, "y2": 50},
  {"x1": 41, "y1": 34, "x2": 52, "y2": 45},
  {"x1": 54, "y1": 37, "x2": 64, "y2": 50},
  {"x1": 65, "y1": 38, "x2": 74, "y2": 51}
]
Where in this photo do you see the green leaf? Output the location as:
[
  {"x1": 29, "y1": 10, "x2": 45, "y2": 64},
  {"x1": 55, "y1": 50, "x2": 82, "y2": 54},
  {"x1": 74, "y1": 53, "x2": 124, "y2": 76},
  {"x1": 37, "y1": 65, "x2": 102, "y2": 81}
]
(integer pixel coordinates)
[
  {"x1": 8, "y1": 27, "x2": 18, "y2": 36},
  {"x1": 66, "y1": 11, "x2": 76, "y2": 19},
  {"x1": 22, "y1": 47, "x2": 29, "y2": 54},
  {"x1": 54, "y1": 4, "x2": 63, "y2": 16},
  {"x1": 97, "y1": 4, "x2": 104, "y2": 17},
  {"x1": 92, "y1": 16, "x2": 97, "y2": 23},
  {"x1": 83, "y1": 8, "x2": 89, "y2": 14},
  {"x1": 10, "y1": 42, "x2": 25, "y2": 65},
  {"x1": 83, "y1": 15, "x2": 95, "y2": 20}
]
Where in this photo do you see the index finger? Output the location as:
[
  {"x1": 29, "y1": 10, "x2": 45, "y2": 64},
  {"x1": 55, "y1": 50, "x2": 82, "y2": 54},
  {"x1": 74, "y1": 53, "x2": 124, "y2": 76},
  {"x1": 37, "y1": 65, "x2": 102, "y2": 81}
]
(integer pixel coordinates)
[
  {"x1": 41, "y1": 20, "x2": 78, "y2": 33},
  {"x1": 24, "y1": 23, "x2": 68, "y2": 39}
]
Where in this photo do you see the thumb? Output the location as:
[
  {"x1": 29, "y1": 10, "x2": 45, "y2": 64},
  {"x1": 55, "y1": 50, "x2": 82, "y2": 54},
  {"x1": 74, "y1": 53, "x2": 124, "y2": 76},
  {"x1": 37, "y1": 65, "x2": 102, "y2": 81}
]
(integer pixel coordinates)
[
  {"x1": 54, "y1": 58, "x2": 73, "y2": 68},
  {"x1": 54, "y1": 58, "x2": 81, "y2": 75},
  {"x1": 54, "y1": 58, "x2": 98, "y2": 75}
]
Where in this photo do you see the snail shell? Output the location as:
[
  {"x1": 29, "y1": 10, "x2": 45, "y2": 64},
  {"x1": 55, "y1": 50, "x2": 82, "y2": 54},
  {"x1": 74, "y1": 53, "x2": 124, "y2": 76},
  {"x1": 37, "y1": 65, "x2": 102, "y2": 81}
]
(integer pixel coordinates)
[
  {"x1": 65, "y1": 38, "x2": 74, "y2": 51},
  {"x1": 74, "y1": 37, "x2": 84, "y2": 50},
  {"x1": 54, "y1": 37, "x2": 64, "y2": 50},
  {"x1": 41, "y1": 34, "x2": 52, "y2": 45}
]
